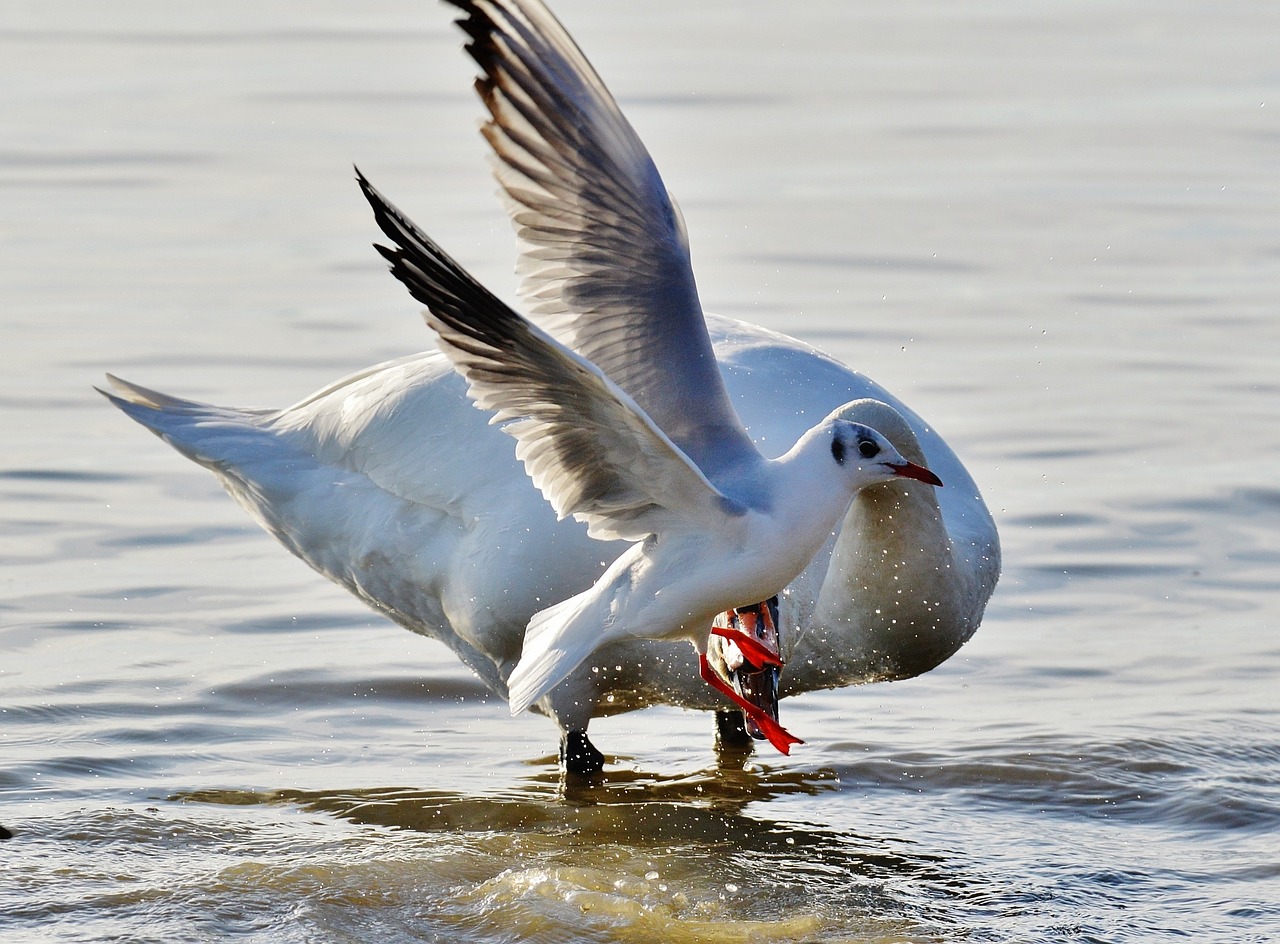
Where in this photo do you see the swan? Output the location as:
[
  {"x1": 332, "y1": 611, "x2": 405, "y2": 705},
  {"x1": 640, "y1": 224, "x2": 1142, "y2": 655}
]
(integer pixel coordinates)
[{"x1": 101, "y1": 0, "x2": 999, "y2": 772}]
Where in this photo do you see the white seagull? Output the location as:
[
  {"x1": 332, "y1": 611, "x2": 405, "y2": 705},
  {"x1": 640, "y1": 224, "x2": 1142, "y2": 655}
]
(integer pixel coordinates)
[
  {"x1": 101, "y1": 0, "x2": 999, "y2": 772},
  {"x1": 356, "y1": 171, "x2": 942, "y2": 755}
]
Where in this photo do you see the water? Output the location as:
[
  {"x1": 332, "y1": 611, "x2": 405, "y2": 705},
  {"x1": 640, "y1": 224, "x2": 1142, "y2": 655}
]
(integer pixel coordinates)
[{"x1": 3, "y1": 1, "x2": 1279, "y2": 941}]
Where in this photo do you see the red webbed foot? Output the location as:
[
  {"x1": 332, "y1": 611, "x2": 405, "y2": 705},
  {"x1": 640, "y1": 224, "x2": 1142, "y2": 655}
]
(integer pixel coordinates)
[
  {"x1": 700, "y1": 654, "x2": 803, "y2": 755},
  {"x1": 711, "y1": 602, "x2": 782, "y2": 669},
  {"x1": 710, "y1": 625, "x2": 783, "y2": 669}
]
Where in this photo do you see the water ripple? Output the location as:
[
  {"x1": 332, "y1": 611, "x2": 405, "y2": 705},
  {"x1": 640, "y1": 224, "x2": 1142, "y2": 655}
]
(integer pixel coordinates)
[{"x1": 826, "y1": 728, "x2": 1280, "y2": 835}]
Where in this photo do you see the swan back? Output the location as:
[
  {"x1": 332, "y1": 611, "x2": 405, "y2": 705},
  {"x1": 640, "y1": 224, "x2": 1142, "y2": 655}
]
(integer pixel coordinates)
[{"x1": 706, "y1": 320, "x2": 999, "y2": 690}]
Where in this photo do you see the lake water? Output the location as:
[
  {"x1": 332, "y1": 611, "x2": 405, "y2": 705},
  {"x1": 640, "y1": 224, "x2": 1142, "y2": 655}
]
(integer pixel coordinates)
[{"x1": 3, "y1": 1, "x2": 1279, "y2": 941}]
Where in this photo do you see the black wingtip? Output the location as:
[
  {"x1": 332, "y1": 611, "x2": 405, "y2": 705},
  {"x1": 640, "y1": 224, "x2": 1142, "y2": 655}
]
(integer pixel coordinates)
[
  {"x1": 353, "y1": 165, "x2": 382, "y2": 222},
  {"x1": 353, "y1": 167, "x2": 413, "y2": 259},
  {"x1": 352, "y1": 165, "x2": 527, "y2": 355}
]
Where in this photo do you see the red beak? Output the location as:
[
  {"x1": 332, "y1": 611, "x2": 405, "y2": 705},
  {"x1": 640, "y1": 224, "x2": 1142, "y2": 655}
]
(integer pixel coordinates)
[{"x1": 889, "y1": 461, "x2": 943, "y2": 487}]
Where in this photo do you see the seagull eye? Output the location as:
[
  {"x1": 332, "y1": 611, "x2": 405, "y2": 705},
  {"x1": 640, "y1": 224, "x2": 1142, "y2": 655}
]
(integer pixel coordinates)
[{"x1": 858, "y1": 439, "x2": 880, "y2": 459}]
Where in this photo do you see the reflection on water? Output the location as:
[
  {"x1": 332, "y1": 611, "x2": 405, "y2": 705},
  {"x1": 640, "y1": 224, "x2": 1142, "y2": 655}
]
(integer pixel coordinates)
[
  {"x1": 8, "y1": 737, "x2": 1279, "y2": 943},
  {"x1": 170, "y1": 771, "x2": 952, "y2": 944},
  {"x1": 180, "y1": 765, "x2": 844, "y2": 829},
  {"x1": 1, "y1": 771, "x2": 946, "y2": 944},
  {"x1": 12, "y1": 723, "x2": 1270, "y2": 943}
]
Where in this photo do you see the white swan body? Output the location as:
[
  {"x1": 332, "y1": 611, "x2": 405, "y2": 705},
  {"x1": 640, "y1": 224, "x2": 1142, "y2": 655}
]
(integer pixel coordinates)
[{"x1": 103, "y1": 316, "x2": 997, "y2": 736}]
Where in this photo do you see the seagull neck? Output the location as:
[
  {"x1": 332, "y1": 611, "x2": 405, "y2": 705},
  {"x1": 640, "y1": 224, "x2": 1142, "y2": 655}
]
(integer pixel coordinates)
[{"x1": 766, "y1": 437, "x2": 874, "y2": 551}]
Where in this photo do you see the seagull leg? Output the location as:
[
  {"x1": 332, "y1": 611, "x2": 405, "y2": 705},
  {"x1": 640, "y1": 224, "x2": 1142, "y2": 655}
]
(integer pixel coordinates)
[
  {"x1": 710, "y1": 625, "x2": 783, "y2": 669},
  {"x1": 560, "y1": 730, "x2": 605, "y2": 775},
  {"x1": 710, "y1": 600, "x2": 783, "y2": 669},
  {"x1": 699, "y1": 654, "x2": 803, "y2": 755}
]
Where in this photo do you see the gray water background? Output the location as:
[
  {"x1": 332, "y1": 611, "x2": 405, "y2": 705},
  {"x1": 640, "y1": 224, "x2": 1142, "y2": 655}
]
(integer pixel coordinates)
[{"x1": 2, "y1": 2, "x2": 1278, "y2": 941}]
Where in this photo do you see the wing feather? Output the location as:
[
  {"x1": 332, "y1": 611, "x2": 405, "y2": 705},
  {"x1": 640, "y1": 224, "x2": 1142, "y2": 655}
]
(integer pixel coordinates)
[
  {"x1": 443, "y1": 0, "x2": 760, "y2": 478},
  {"x1": 358, "y1": 171, "x2": 738, "y2": 542}
]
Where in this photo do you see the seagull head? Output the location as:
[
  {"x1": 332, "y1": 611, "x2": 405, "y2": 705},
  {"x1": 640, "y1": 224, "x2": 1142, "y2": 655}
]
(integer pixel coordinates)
[
  {"x1": 828, "y1": 420, "x2": 943, "y2": 488},
  {"x1": 825, "y1": 399, "x2": 943, "y2": 488}
]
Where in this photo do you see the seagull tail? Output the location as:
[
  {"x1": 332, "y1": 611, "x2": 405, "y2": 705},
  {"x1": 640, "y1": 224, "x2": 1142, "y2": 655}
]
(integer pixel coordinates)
[{"x1": 506, "y1": 591, "x2": 601, "y2": 716}]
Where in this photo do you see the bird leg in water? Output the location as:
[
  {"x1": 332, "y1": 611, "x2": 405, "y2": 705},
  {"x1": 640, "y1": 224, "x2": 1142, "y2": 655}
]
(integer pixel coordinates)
[
  {"x1": 560, "y1": 730, "x2": 605, "y2": 775},
  {"x1": 699, "y1": 653, "x2": 802, "y2": 755},
  {"x1": 715, "y1": 708, "x2": 753, "y2": 747},
  {"x1": 713, "y1": 598, "x2": 784, "y2": 740}
]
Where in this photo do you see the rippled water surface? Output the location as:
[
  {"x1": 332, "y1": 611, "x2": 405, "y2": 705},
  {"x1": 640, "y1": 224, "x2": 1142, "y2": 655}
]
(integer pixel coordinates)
[{"x1": 4, "y1": 2, "x2": 1279, "y2": 941}]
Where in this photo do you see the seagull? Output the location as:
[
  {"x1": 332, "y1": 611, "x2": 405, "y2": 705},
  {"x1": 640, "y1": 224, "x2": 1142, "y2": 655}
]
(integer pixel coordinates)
[
  {"x1": 355, "y1": 170, "x2": 942, "y2": 755},
  {"x1": 101, "y1": 0, "x2": 999, "y2": 772}
]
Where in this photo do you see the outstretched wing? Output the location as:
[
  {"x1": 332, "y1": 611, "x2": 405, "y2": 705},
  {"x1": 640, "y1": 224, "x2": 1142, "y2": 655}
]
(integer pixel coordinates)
[
  {"x1": 359, "y1": 171, "x2": 742, "y2": 543},
  {"x1": 444, "y1": 0, "x2": 760, "y2": 479}
]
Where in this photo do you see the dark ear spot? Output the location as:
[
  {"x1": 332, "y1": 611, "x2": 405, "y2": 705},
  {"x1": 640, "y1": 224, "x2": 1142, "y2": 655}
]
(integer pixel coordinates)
[
  {"x1": 858, "y1": 438, "x2": 880, "y2": 459},
  {"x1": 831, "y1": 437, "x2": 846, "y2": 465}
]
